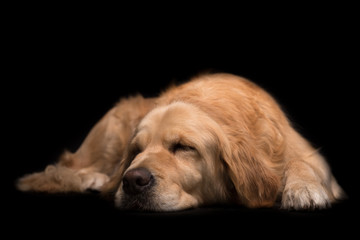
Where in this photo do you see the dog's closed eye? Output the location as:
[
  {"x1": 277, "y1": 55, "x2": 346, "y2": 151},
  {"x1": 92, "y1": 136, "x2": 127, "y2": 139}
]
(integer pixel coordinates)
[{"x1": 170, "y1": 143, "x2": 196, "y2": 153}]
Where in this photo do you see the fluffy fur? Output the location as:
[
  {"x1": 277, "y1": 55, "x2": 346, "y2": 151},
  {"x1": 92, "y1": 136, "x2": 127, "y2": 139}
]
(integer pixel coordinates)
[{"x1": 17, "y1": 73, "x2": 344, "y2": 210}]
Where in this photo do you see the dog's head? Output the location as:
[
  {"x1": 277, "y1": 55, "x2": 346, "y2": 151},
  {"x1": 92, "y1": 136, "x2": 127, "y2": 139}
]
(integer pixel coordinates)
[{"x1": 112, "y1": 101, "x2": 280, "y2": 211}]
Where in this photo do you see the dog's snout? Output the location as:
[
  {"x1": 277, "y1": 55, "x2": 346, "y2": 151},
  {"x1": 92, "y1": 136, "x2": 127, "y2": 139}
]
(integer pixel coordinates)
[{"x1": 122, "y1": 168, "x2": 154, "y2": 195}]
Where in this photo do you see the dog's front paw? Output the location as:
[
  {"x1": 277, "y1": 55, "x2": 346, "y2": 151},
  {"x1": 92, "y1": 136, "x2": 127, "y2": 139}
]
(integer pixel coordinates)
[
  {"x1": 79, "y1": 172, "x2": 110, "y2": 191},
  {"x1": 281, "y1": 182, "x2": 330, "y2": 210}
]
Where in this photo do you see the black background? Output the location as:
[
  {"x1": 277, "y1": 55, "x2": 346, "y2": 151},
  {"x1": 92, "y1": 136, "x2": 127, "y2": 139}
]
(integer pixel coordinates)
[{"x1": 5, "y1": 5, "x2": 358, "y2": 237}]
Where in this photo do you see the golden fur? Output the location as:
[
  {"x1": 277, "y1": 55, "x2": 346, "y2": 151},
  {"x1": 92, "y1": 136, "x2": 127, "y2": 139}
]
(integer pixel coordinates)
[{"x1": 17, "y1": 73, "x2": 344, "y2": 210}]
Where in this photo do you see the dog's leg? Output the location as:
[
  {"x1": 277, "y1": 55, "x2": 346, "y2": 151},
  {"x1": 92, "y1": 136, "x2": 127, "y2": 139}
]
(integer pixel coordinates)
[
  {"x1": 17, "y1": 96, "x2": 155, "y2": 193},
  {"x1": 281, "y1": 147, "x2": 344, "y2": 210},
  {"x1": 281, "y1": 130, "x2": 344, "y2": 209},
  {"x1": 281, "y1": 157, "x2": 332, "y2": 210}
]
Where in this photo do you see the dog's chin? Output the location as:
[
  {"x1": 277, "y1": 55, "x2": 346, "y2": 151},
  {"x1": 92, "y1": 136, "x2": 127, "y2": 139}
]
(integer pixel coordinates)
[
  {"x1": 115, "y1": 190, "x2": 188, "y2": 212},
  {"x1": 120, "y1": 200, "x2": 158, "y2": 212},
  {"x1": 116, "y1": 192, "x2": 158, "y2": 211}
]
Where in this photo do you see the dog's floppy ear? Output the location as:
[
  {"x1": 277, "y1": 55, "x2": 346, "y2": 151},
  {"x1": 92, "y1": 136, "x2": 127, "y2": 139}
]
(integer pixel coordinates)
[{"x1": 220, "y1": 136, "x2": 280, "y2": 208}]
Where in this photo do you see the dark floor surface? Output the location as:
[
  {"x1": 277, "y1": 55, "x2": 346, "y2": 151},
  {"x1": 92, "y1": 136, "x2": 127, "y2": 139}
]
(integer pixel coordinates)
[
  {"x1": 7, "y1": 186, "x2": 358, "y2": 238},
  {"x1": 5, "y1": 12, "x2": 358, "y2": 237}
]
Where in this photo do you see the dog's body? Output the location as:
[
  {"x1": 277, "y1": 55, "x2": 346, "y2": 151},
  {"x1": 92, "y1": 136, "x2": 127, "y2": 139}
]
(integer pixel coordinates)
[{"x1": 17, "y1": 73, "x2": 344, "y2": 210}]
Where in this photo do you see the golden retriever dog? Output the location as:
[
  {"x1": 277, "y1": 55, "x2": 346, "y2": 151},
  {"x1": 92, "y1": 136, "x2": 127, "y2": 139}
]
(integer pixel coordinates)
[{"x1": 17, "y1": 73, "x2": 344, "y2": 210}]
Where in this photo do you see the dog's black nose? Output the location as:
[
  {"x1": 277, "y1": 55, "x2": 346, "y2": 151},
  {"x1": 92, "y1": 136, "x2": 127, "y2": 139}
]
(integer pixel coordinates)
[{"x1": 122, "y1": 168, "x2": 154, "y2": 195}]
